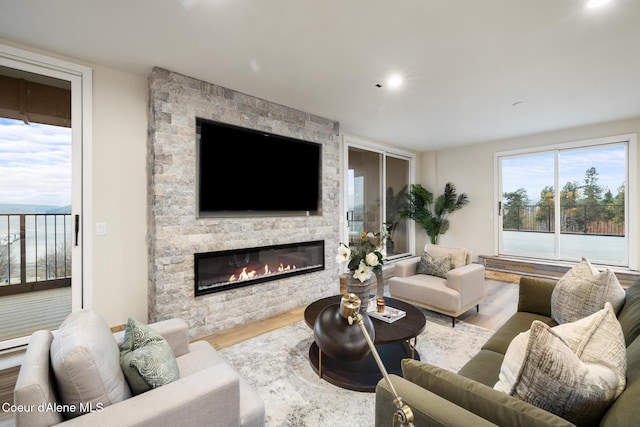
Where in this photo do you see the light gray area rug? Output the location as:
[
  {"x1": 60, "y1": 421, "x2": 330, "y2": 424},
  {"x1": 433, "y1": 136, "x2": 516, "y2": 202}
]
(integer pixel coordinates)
[{"x1": 219, "y1": 309, "x2": 494, "y2": 427}]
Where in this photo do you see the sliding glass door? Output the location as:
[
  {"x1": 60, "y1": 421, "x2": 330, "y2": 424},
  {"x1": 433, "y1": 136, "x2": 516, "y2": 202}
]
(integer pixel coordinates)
[
  {"x1": 0, "y1": 44, "x2": 92, "y2": 350},
  {"x1": 498, "y1": 138, "x2": 629, "y2": 266},
  {"x1": 500, "y1": 151, "x2": 555, "y2": 259},
  {"x1": 344, "y1": 137, "x2": 414, "y2": 260}
]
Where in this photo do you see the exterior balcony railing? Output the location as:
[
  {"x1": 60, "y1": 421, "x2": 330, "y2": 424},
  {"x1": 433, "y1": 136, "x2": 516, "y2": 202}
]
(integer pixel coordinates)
[
  {"x1": 0, "y1": 213, "x2": 72, "y2": 297},
  {"x1": 502, "y1": 204, "x2": 625, "y2": 236}
]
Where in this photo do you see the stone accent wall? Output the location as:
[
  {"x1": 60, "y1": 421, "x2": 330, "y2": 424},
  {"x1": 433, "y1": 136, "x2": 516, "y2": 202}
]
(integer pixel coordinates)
[{"x1": 148, "y1": 67, "x2": 341, "y2": 339}]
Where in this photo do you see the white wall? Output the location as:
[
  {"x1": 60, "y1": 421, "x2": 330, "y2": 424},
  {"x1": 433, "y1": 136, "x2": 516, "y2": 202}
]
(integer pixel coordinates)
[
  {"x1": 419, "y1": 117, "x2": 640, "y2": 270},
  {"x1": 91, "y1": 65, "x2": 148, "y2": 325}
]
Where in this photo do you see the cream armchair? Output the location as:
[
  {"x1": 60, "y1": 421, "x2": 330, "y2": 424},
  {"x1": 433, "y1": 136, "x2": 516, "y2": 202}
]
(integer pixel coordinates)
[
  {"x1": 13, "y1": 310, "x2": 265, "y2": 427},
  {"x1": 388, "y1": 244, "x2": 485, "y2": 326}
]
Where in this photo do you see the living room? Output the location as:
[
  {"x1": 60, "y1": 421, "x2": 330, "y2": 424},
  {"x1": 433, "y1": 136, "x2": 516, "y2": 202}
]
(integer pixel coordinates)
[{"x1": 1, "y1": 1, "x2": 640, "y2": 426}]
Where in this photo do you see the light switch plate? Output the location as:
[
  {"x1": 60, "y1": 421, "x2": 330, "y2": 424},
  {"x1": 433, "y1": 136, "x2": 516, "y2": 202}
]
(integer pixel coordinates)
[{"x1": 96, "y1": 222, "x2": 107, "y2": 236}]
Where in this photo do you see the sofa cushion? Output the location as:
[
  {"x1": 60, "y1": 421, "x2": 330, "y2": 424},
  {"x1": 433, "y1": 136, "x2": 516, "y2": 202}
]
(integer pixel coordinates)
[
  {"x1": 389, "y1": 274, "x2": 460, "y2": 312},
  {"x1": 518, "y1": 276, "x2": 557, "y2": 316},
  {"x1": 376, "y1": 374, "x2": 500, "y2": 427},
  {"x1": 402, "y1": 359, "x2": 574, "y2": 427},
  {"x1": 176, "y1": 341, "x2": 227, "y2": 377},
  {"x1": 457, "y1": 349, "x2": 505, "y2": 387},
  {"x1": 120, "y1": 318, "x2": 180, "y2": 395},
  {"x1": 416, "y1": 252, "x2": 451, "y2": 278},
  {"x1": 617, "y1": 279, "x2": 640, "y2": 346},
  {"x1": 494, "y1": 303, "x2": 626, "y2": 427},
  {"x1": 425, "y1": 244, "x2": 469, "y2": 269},
  {"x1": 50, "y1": 310, "x2": 132, "y2": 419},
  {"x1": 551, "y1": 258, "x2": 625, "y2": 324},
  {"x1": 481, "y1": 311, "x2": 556, "y2": 355},
  {"x1": 599, "y1": 336, "x2": 640, "y2": 427}
]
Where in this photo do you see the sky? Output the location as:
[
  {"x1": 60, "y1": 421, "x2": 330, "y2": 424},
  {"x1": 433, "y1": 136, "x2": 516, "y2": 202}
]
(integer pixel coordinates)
[
  {"x1": 0, "y1": 117, "x2": 72, "y2": 207},
  {"x1": 501, "y1": 144, "x2": 626, "y2": 203}
]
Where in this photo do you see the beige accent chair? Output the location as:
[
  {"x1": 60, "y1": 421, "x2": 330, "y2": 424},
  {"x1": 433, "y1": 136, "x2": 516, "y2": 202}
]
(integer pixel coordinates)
[
  {"x1": 13, "y1": 310, "x2": 265, "y2": 426},
  {"x1": 388, "y1": 244, "x2": 485, "y2": 326}
]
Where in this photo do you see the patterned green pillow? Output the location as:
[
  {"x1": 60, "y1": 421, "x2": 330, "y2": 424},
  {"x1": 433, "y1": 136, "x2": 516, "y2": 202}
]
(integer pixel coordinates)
[
  {"x1": 416, "y1": 252, "x2": 452, "y2": 279},
  {"x1": 120, "y1": 318, "x2": 180, "y2": 395}
]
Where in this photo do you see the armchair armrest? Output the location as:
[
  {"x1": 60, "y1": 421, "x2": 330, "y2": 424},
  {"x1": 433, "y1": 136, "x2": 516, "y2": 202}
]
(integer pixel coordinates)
[
  {"x1": 399, "y1": 360, "x2": 575, "y2": 427},
  {"x1": 113, "y1": 318, "x2": 190, "y2": 357},
  {"x1": 376, "y1": 375, "x2": 499, "y2": 427},
  {"x1": 446, "y1": 263, "x2": 485, "y2": 290},
  {"x1": 392, "y1": 256, "x2": 421, "y2": 277},
  {"x1": 446, "y1": 263, "x2": 485, "y2": 307},
  {"x1": 518, "y1": 277, "x2": 558, "y2": 316},
  {"x1": 59, "y1": 364, "x2": 240, "y2": 427}
]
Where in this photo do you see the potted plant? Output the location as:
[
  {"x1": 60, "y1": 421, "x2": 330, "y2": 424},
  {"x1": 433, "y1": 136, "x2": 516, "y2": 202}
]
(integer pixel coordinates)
[
  {"x1": 336, "y1": 229, "x2": 387, "y2": 310},
  {"x1": 400, "y1": 182, "x2": 469, "y2": 244},
  {"x1": 384, "y1": 185, "x2": 408, "y2": 255}
]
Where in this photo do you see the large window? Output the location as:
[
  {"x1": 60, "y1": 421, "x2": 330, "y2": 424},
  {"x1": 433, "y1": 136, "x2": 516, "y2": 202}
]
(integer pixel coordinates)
[
  {"x1": 343, "y1": 136, "x2": 414, "y2": 260},
  {"x1": 496, "y1": 134, "x2": 636, "y2": 267}
]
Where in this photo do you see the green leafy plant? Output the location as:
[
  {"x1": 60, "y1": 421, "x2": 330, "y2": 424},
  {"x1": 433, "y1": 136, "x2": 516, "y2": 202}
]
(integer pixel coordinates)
[
  {"x1": 384, "y1": 184, "x2": 408, "y2": 245},
  {"x1": 400, "y1": 183, "x2": 469, "y2": 244}
]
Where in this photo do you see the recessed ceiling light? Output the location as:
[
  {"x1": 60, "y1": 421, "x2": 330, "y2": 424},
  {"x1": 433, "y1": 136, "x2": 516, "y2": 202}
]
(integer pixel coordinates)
[
  {"x1": 387, "y1": 74, "x2": 403, "y2": 88},
  {"x1": 586, "y1": 0, "x2": 611, "y2": 8}
]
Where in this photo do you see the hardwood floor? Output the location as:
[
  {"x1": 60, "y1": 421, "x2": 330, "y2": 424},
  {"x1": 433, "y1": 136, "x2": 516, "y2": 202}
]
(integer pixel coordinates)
[
  {"x1": 201, "y1": 305, "x2": 307, "y2": 350},
  {"x1": 456, "y1": 278, "x2": 519, "y2": 330},
  {"x1": 200, "y1": 278, "x2": 519, "y2": 350}
]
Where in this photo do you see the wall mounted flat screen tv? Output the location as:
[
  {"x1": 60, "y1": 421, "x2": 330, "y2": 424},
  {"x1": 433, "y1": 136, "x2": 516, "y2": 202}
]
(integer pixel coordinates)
[{"x1": 196, "y1": 118, "x2": 322, "y2": 217}]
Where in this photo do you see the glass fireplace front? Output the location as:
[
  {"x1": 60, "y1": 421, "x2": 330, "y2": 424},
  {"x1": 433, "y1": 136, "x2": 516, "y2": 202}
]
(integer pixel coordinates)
[{"x1": 194, "y1": 240, "x2": 325, "y2": 296}]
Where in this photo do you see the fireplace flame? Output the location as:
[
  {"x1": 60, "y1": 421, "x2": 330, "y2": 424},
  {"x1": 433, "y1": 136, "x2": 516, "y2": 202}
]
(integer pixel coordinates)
[
  {"x1": 228, "y1": 267, "x2": 258, "y2": 282},
  {"x1": 228, "y1": 263, "x2": 296, "y2": 283},
  {"x1": 278, "y1": 262, "x2": 296, "y2": 272}
]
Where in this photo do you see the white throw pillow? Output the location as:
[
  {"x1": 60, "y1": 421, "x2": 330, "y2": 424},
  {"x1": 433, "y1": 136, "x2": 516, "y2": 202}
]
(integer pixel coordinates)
[
  {"x1": 494, "y1": 303, "x2": 626, "y2": 426},
  {"x1": 551, "y1": 257, "x2": 626, "y2": 324},
  {"x1": 50, "y1": 310, "x2": 132, "y2": 419}
]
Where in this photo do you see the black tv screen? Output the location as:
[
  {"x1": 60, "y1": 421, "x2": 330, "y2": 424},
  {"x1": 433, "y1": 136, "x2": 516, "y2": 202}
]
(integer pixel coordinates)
[{"x1": 196, "y1": 118, "x2": 322, "y2": 216}]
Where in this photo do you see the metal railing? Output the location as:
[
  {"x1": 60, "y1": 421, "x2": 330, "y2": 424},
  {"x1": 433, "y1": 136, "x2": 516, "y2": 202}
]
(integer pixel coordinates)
[
  {"x1": 503, "y1": 204, "x2": 625, "y2": 236},
  {"x1": 0, "y1": 213, "x2": 72, "y2": 296}
]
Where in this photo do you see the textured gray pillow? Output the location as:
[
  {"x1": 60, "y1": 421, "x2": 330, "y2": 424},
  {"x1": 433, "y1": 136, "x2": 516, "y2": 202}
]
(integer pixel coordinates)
[
  {"x1": 50, "y1": 310, "x2": 131, "y2": 419},
  {"x1": 120, "y1": 318, "x2": 180, "y2": 395},
  {"x1": 551, "y1": 257, "x2": 626, "y2": 324},
  {"x1": 416, "y1": 252, "x2": 452, "y2": 278},
  {"x1": 425, "y1": 244, "x2": 469, "y2": 269},
  {"x1": 495, "y1": 303, "x2": 626, "y2": 426}
]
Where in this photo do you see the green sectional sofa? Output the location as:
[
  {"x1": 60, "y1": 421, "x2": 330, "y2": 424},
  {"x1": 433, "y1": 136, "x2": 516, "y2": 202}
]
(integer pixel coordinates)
[{"x1": 375, "y1": 277, "x2": 640, "y2": 427}]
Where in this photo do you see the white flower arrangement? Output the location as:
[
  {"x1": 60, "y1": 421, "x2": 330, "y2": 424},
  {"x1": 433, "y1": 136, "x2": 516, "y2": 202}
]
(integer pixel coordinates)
[{"x1": 336, "y1": 229, "x2": 387, "y2": 282}]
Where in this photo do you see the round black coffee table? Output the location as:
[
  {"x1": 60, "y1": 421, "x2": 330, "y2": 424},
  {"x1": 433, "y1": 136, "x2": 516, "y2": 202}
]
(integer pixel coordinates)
[{"x1": 304, "y1": 295, "x2": 426, "y2": 392}]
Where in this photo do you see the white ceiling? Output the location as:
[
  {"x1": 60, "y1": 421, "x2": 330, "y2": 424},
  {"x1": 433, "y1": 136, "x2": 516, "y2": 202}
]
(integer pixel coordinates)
[{"x1": 1, "y1": 0, "x2": 639, "y2": 151}]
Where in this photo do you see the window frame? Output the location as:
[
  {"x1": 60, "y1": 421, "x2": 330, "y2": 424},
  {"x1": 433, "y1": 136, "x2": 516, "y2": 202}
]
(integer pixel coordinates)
[{"x1": 493, "y1": 133, "x2": 638, "y2": 269}]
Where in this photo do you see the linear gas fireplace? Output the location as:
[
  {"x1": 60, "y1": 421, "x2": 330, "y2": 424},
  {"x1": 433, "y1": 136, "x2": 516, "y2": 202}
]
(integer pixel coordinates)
[{"x1": 195, "y1": 240, "x2": 325, "y2": 296}]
